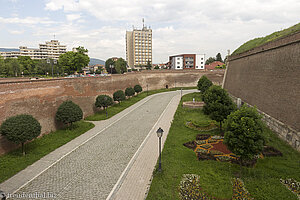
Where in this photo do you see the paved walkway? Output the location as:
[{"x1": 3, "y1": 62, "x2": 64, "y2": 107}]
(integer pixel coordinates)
[{"x1": 0, "y1": 90, "x2": 195, "y2": 200}]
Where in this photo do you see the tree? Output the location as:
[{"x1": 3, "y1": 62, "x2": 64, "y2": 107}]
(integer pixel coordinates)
[
  {"x1": 105, "y1": 58, "x2": 116, "y2": 74},
  {"x1": 0, "y1": 114, "x2": 41, "y2": 155},
  {"x1": 224, "y1": 105, "x2": 266, "y2": 164},
  {"x1": 18, "y1": 56, "x2": 35, "y2": 75},
  {"x1": 56, "y1": 101, "x2": 83, "y2": 127},
  {"x1": 146, "y1": 60, "x2": 152, "y2": 70},
  {"x1": 197, "y1": 75, "x2": 213, "y2": 94},
  {"x1": 113, "y1": 90, "x2": 125, "y2": 104},
  {"x1": 115, "y1": 58, "x2": 127, "y2": 74},
  {"x1": 203, "y1": 86, "x2": 236, "y2": 132},
  {"x1": 205, "y1": 57, "x2": 216, "y2": 65},
  {"x1": 58, "y1": 46, "x2": 89, "y2": 74},
  {"x1": 125, "y1": 87, "x2": 135, "y2": 98},
  {"x1": 216, "y1": 53, "x2": 223, "y2": 63},
  {"x1": 134, "y1": 85, "x2": 143, "y2": 94},
  {"x1": 95, "y1": 95, "x2": 113, "y2": 117}
]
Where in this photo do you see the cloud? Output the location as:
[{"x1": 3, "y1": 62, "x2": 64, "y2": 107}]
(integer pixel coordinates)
[
  {"x1": 8, "y1": 30, "x2": 24, "y2": 35},
  {"x1": 0, "y1": 16, "x2": 55, "y2": 25},
  {"x1": 66, "y1": 14, "x2": 81, "y2": 21}
]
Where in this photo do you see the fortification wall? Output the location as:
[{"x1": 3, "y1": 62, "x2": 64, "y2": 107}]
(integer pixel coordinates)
[
  {"x1": 224, "y1": 31, "x2": 300, "y2": 151},
  {"x1": 0, "y1": 70, "x2": 224, "y2": 154}
]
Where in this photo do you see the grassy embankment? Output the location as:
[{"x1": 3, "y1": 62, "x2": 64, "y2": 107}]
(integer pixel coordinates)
[
  {"x1": 146, "y1": 92, "x2": 300, "y2": 200},
  {"x1": 233, "y1": 22, "x2": 300, "y2": 55}
]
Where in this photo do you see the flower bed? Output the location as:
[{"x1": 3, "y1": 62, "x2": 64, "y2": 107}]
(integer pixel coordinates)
[
  {"x1": 179, "y1": 174, "x2": 253, "y2": 200},
  {"x1": 280, "y1": 178, "x2": 300, "y2": 199},
  {"x1": 184, "y1": 134, "x2": 282, "y2": 166},
  {"x1": 262, "y1": 146, "x2": 283, "y2": 157},
  {"x1": 232, "y1": 178, "x2": 253, "y2": 200}
]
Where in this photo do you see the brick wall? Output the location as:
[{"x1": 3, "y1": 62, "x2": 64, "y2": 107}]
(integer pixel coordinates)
[
  {"x1": 224, "y1": 31, "x2": 300, "y2": 151},
  {"x1": 0, "y1": 70, "x2": 224, "y2": 155}
]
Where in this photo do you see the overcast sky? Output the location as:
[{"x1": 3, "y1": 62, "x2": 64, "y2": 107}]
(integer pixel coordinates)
[{"x1": 0, "y1": 0, "x2": 299, "y2": 63}]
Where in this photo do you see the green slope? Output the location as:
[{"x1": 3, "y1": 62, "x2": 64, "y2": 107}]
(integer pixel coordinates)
[{"x1": 232, "y1": 22, "x2": 300, "y2": 55}]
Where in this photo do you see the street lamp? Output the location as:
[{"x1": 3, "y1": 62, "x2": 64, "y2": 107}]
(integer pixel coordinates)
[
  {"x1": 156, "y1": 127, "x2": 164, "y2": 172},
  {"x1": 47, "y1": 58, "x2": 54, "y2": 78},
  {"x1": 110, "y1": 65, "x2": 113, "y2": 74},
  {"x1": 147, "y1": 84, "x2": 149, "y2": 96}
]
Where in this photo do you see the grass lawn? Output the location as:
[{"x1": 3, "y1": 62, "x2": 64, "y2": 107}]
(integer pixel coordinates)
[
  {"x1": 0, "y1": 121, "x2": 95, "y2": 184},
  {"x1": 146, "y1": 92, "x2": 300, "y2": 200},
  {"x1": 85, "y1": 87, "x2": 196, "y2": 121}
]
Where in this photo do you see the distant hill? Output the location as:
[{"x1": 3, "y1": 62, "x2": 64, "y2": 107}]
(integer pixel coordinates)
[
  {"x1": 233, "y1": 22, "x2": 300, "y2": 55},
  {"x1": 89, "y1": 58, "x2": 105, "y2": 66},
  {"x1": 0, "y1": 48, "x2": 19, "y2": 52}
]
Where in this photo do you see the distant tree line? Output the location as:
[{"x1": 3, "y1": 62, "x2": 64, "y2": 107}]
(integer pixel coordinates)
[
  {"x1": 0, "y1": 46, "x2": 90, "y2": 77},
  {"x1": 205, "y1": 53, "x2": 224, "y2": 65}
]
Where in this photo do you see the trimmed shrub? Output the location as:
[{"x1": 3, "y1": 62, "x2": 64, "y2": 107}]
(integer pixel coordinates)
[
  {"x1": 125, "y1": 87, "x2": 135, "y2": 97},
  {"x1": 56, "y1": 100, "x2": 83, "y2": 126},
  {"x1": 95, "y1": 95, "x2": 113, "y2": 117},
  {"x1": 197, "y1": 75, "x2": 213, "y2": 94},
  {"x1": 0, "y1": 114, "x2": 41, "y2": 155},
  {"x1": 113, "y1": 90, "x2": 125, "y2": 104},
  {"x1": 202, "y1": 85, "x2": 236, "y2": 131},
  {"x1": 224, "y1": 105, "x2": 266, "y2": 164},
  {"x1": 134, "y1": 85, "x2": 143, "y2": 94}
]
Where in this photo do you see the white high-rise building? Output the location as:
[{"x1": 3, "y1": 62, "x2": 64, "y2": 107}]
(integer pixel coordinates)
[
  {"x1": 0, "y1": 40, "x2": 67, "y2": 60},
  {"x1": 126, "y1": 23, "x2": 152, "y2": 69}
]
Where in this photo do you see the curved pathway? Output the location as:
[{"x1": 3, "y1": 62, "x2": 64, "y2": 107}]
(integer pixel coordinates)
[{"x1": 0, "y1": 90, "x2": 195, "y2": 200}]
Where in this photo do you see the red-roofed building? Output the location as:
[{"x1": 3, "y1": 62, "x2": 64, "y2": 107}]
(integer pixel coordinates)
[{"x1": 205, "y1": 61, "x2": 225, "y2": 70}]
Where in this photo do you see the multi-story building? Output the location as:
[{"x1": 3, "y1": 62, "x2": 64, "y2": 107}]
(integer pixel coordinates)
[
  {"x1": 169, "y1": 54, "x2": 205, "y2": 70},
  {"x1": 126, "y1": 25, "x2": 152, "y2": 69},
  {"x1": 0, "y1": 40, "x2": 67, "y2": 60}
]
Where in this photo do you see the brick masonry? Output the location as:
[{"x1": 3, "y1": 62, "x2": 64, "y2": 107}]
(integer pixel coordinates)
[
  {"x1": 224, "y1": 31, "x2": 300, "y2": 151},
  {"x1": 0, "y1": 70, "x2": 224, "y2": 155}
]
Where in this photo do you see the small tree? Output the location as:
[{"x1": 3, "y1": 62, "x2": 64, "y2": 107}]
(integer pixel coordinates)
[
  {"x1": 113, "y1": 90, "x2": 125, "y2": 104},
  {"x1": 202, "y1": 86, "x2": 236, "y2": 132},
  {"x1": 134, "y1": 85, "x2": 143, "y2": 94},
  {"x1": 197, "y1": 75, "x2": 213, "y2": 94},
  {"x1": 95, "y1": 95, "x2": 113, "y2": 117},
  {"x1": 0, "y1": 114, "x2": 41, "y2": 155},
  {"x1": 224, "y1": 105, "x2": 266, "y2": 165},
  {"x1": 125, "y1": 87, "x2": 135, "y2": 98},
  {"x1": 56, "y1": 100, "x2": 83, "y2": 127}
]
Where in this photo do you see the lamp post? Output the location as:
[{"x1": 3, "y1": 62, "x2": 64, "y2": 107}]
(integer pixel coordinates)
[
  {"x1": 147, "y1": 84, "x2": 148, "y2": 96},
  {"x1": 110, "y1": 65, "x2": 113, "y2": 74},
  {"x1": 53, "y1": 59, "x2": 57, "y2": 77},
  {"x1": 47, "y1": 58, "x2": 54, "y2": 78},
  {"x1": 156, "y1": 127, "x2": 164, "y2": 172}
]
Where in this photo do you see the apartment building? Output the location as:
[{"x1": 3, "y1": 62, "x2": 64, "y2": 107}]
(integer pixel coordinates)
[
  {"x1": 0, "y1": 40, "x2": 67, "y2": 60},
  {"x1": 169, "y1": 54, "x2": 205, "y2": 70},
  {"x1": 126, "y1": 25, "x2": 152, "y2": 69}
]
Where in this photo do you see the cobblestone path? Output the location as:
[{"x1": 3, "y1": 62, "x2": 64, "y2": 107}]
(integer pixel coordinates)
[{"x1": 9, "y1": 91, "x2": 178, "y2": 200}]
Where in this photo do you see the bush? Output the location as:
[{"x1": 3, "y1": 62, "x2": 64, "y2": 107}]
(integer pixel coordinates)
[
  {"x1": 202, "y1": 86, "x2": 236, "y2": 131},
  {"x1": 134, "y1": 85, "x2": 143, "y2": 94},
  {"x1": 95, "y1": 95, "x2": 113, "y2": 117},
  {"x1": 113, "y1": 90, "x2": 125, "y2": 104},
  {"x1": 197, "y1": 75, "x2": 213, "y2": 94},
  {"x1": 0, "y1": 114, "x2": 41, "y2": 155},
  {"x1": 56, "y1": 100, "x2": 83, "y2": 126},
  {"x1": 224, "y1": 105, "x2": 266, "y2": 163},
  {"x1": 125, "y1": 87, "x2": 135, "y2": 97}
]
